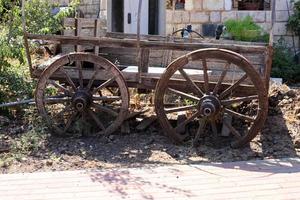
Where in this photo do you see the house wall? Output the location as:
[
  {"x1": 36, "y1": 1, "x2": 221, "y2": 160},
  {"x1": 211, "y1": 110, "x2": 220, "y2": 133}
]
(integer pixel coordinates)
[{"x1": 166, "y1": 0, "x2": 298, "y2": 49}]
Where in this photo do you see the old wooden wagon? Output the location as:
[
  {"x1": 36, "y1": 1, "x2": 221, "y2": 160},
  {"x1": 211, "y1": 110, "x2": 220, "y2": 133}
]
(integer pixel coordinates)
[{"x1": 22, "y1": 1, "x2": 274, "y2": 148}]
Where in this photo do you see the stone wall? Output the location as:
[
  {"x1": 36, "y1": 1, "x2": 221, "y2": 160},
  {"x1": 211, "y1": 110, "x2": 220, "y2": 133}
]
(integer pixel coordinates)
[
  {"x1": 166, "y1": 0, "x2": 271, "y2": 37},
  {"x1": 166, "y1": 0, "x2": 298, "y2": 49},
  {"x1": 273, "y1": 0, "x2": 299, "y2": 49}
]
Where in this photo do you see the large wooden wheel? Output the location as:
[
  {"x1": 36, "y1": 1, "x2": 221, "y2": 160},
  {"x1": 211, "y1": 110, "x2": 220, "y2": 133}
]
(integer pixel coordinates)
[
  {"x1": 154, "y1": 48, "x2": 268, "y2": 148},
  {"x1": 35, "y1": 52, "x2": 129, "y2": 137}
]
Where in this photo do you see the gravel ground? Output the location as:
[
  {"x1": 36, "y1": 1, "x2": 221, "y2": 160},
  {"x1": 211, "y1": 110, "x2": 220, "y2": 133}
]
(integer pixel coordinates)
[{"x1": 0, "y1": 84, "x2": 299, "y2": 174}]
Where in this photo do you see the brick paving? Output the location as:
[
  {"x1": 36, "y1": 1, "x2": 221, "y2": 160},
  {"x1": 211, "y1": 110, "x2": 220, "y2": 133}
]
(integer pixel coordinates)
[{"x1": 0, "y1": 158, "x2": 300, "y2": 200}]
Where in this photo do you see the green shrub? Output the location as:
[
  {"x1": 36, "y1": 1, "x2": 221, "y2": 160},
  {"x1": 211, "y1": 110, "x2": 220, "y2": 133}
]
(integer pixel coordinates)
[
  {"x1": 0, "y1": 0, "x2": 79, "y2": 111},
  {"x1": 271, "y1": 38, "x2": 300, "y2": 83},
  {"x1": 287, "y1": 1, "x2": 300, "y2": 36},
  {"x1": 224, "y1": 16, "x2": 269, "y2": 42}
]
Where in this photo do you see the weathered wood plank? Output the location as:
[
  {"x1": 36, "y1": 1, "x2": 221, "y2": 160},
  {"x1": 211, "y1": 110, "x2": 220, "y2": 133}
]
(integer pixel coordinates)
[{"x1": 27, "y1": 34, "x2": 268, "y2": 53}]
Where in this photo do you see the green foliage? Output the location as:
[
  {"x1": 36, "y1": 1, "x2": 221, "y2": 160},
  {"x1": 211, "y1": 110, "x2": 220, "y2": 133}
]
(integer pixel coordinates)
[
  {"x1": 224, "y1": 16, "x2": 269, "y2": 42},
  {"x1": 0, "y1": 123, "x2": 48, "y2": 168},
  {"x1": 0, "y1": 0, "x2": 79, "y2": 107},
  {"x1": 271, "y1": 38, "x2": 300, "y2": 83},
  {"x1": 287, "y1": 1, "x2": 300, "y2": 35}
]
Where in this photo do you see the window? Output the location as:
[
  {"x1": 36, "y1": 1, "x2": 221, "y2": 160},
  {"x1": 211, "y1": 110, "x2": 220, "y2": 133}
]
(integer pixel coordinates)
[
  {"x1": 233, "y1": 0, "x2": 271, "y2": 10},
  {"x1": 166, "y1": 0, "x2": 185, "y2": 10}
]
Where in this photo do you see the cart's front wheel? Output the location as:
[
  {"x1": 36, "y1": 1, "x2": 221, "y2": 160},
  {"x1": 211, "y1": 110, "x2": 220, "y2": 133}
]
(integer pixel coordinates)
[
  {"x1": 154, "y1": 48, "x2": 268, "y2": 148},
  {"x1": 35, "y1": 53, "x2": 129, "y2": 137}
]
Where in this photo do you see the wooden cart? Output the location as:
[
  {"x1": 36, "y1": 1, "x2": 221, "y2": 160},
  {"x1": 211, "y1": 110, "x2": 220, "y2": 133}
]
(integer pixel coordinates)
[{"x1": 22, "y1": 1, "x2": 274, "y2": 148}]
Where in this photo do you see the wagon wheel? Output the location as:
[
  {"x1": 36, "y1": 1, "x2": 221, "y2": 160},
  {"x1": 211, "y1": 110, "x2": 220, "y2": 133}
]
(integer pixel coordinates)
[
  {"x1": 35, "y1": 52, "x2": 129, "y2": 137},
  {"x1": 154, "y1": 48, "x2": 268, "y2": 148}
]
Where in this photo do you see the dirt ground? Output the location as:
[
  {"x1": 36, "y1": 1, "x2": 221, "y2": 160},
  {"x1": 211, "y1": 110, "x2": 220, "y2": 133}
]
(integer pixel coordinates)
[{"x1": 0, "y1": 84, "x2": 300, "y2": 174}]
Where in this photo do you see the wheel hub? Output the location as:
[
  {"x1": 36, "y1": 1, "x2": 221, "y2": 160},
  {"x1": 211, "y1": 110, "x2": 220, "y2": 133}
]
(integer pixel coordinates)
[
  {"x1": 72, "y1": 90, "x2": 92, "y2": 112},
  {"x1": 199, "y1": 95, "x2": 221, "y2": 118}
]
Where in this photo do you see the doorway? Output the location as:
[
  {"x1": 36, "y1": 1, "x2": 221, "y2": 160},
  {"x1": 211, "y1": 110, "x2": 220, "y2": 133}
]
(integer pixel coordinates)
[{"x1": 108, "y1": 0, "x2": 164, "y2": 35}]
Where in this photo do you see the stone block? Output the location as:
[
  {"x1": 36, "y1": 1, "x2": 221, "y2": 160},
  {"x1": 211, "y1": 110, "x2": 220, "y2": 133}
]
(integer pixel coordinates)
[
  {"x1": 166, "y1": 23, "x2": 174, "y2": 35},
  {"x1": 274, "y1": 35, "x2": 299, "y2": 48},
  {"x1": 166, "y1": 10, "x2": 173, "y2": 23},
  {"x1": 193, "y1": 0, "x2": 202, "y2": 10},
  {"x1": 182, "y1": 11, "x2": 190, "y2": 23},
  {"x1": 185, "y1": 0, "x2": 194, "y2": 11},
  {"x1": 210, "y1": 12, "x2": 221, "y2": 23},
  {"x1": 172, "y1": 11, "x2": 184, "y2": 23},
  {"x1": 237, "y1": 11, "x2": 266, "y2": 23},
  {"x1": 257, "y1": 23, "x2": 272, "y2": 32},
  {"x1": 273, "y1": 22, "x2": 288, "y2": 35},
  {"x1": 100, "y1": 0, "x2": 107, "y2": 11},
  {"x1": 275, "y1": 0, "x2": 290, "y2": 11},
  {"x1": 203, "y1": 0, "x2": 224, "y2": 11},
  {"x1": 224, "y1": 0, "x2": 232, "y2": 11},
  {"x1": 276, "y1": 11, "x2": 289, "y2": 22},
  {"x1": 266, "y1": 11, "x2": 272, "y2": 23},
  {"x1": 190, "y1": 12, "x2": 209, "y2": 23},
  {"x1": 221, "y1": 11, "x2": 237, "y2": 21}
]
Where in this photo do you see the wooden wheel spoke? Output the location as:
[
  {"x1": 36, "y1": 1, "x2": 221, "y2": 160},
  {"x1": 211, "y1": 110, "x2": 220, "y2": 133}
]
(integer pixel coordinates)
[
  {"x1": 202, "y1": 59, "x2": 209, "y2": 94},
  {"x1": 87, "y1": 68, "x2": 100, "y2": 90},
  {"x1": 48, "y1": 80, "x2": 73, "y2": 95},
  {"x1": 175, "y1": 111, "x2": 200, "y2": 132},
  {"x1": 92, "y1": 103, "x2": 118, "y2": 117},
  {"x1": 224, "y1": 108, "x2": 255, "y2": 122},
  {"x1": 59, "y1": 68, "x2": 77, "y2": 91},
  {"x1": 64, "y1": 111, "x2": 78, "y2": 132},
  {"x1": 221, "y1": 95, "x2": 258, "y2": 106},
  {"x1": 167, "y1": 87, "x2": 200, "y2": 102},
  {"x1": 165, "y1": 104, "x2": 198, "y2": 114},
  {"x1": 93, "y1": 77, "x2": 116, "y2": 94},
  {"x1": 88, "y1": 109, "x2": 105, "y2": 130},
  {"x1": 213, "y1": 62, "x2": 230, "y2": 94},
  {"x1": 77, "y1": 61, "x2": 84, "y2": 88},
  {"x1": 194, "y1": 118, "x2": 207, "y2": 143},
  {"x1": 92, "y1": 96, "x2": 122, "y2": 102},
  {"x1": 178, "y1": 68, "x2": 204, "y2": 96},
  {"x1": 223, "y1": 121, "x2": 242, "y2": 139},
  {"x1": 220, "y1": 74, "x2": 248, "y2": 99}
]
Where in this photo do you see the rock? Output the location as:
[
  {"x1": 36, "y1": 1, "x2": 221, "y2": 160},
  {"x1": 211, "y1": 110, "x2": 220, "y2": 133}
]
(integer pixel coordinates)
[
  {"x1": 108, "y1": 135, "x2": 116, "y2": 141},
  {"x1": 0, "y1": 116, "x2": 10, "y2": 126},
  {"x1": 286, "y1": 90, "x2": 296, "y2": 98},
  {"x1": 281, "y1": 99, "x2": 289, "y2": 105},
  {"x1": 295, "y1": 107, "x2": 300, "y2": 115},
  {"x1": 46, "y1": 160, "x2": 53, "y2": 166},
  {"x1": 296, "y1": 113, "x2": 300, "y2": 120},
  {"x1": 294, "y1": 139, "x2": 300, "y2": 149}
]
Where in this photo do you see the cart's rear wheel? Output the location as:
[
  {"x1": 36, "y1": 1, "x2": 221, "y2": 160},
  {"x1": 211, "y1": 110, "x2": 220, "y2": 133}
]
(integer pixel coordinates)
[
  {"x1": 35, "y1": 53, "x2": 129, "y2": 137},
  {"x1": 154, "y1": 48, "x2": 268, "y2": 148}
]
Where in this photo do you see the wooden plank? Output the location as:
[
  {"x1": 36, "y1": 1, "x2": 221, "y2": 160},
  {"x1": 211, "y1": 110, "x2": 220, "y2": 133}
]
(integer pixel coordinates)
[
  {"x1": 106, "y1": 32, "x2": 269, "y2": 46},
  {"x1": 27, "y1": 34, "x2": 268, "y2": 53},
  {"x1": 138, "y1": 48, "x2": 150, "y2": 74}
]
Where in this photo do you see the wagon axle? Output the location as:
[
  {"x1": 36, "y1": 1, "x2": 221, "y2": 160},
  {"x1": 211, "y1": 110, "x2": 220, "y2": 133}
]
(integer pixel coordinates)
[
  {"x1": 72, "y1": 90, "x2": 92, "y2": 112},
  {"x1": 199, "y1": 95, "x2": 221, "y2": 118}
]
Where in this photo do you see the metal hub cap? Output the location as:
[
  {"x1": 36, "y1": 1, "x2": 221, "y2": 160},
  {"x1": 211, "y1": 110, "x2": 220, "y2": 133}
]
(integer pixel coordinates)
[
  {"x1": 199, "y1": 95, "x2": 221, "y2": 118},
  {"x1": 72, "y1": 90, "x2": 92, "y2": 112}
]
